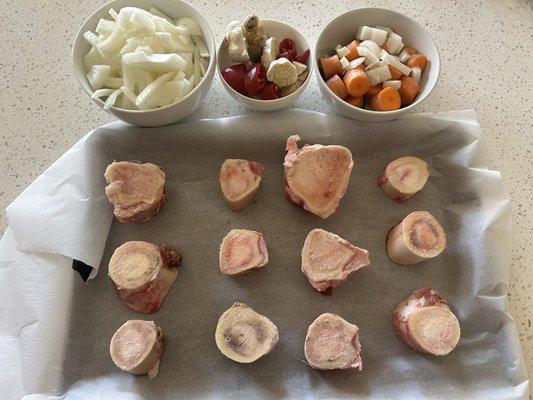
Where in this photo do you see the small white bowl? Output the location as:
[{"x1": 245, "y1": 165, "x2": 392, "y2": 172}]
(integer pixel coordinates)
[
  {"x1": 217, "y1": 19, "x2": 312, "y2": 112},
  {"x1": 315, "y1": 8, "x2": 440, "y2": 122},
  {"x1": 72, "y1": 0, "x2": 216, "y2": 127}
]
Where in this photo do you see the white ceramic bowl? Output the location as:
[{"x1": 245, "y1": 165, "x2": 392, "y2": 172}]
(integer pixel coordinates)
[
  {"x1": 72, "y1": 0, "x2": 216, "y2": 127},
  {"x1": 315, "y1": 8, "x2": 440, "y2": 122},
  {"x1": 217, "y1": 19, "x2": 312, "y2": 112}
]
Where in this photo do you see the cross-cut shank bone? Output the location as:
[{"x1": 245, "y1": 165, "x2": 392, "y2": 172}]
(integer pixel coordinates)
[
  {"x1": 393, "y1": 288, "x2": 460, "y2": 355},
  {"x1": 219, "y1": 229, "x2": 268, "y2": 275},
  {"x1": 284, "y1": 135, "x2": 354, "y2": 219},
  {"x1": 301, "y1": 229, "x2": 370, "y2": 294},
  {"x1": 110, "y1": 320, "x2": 164, "y2": 378},
  {"x1": 219, "y1": 159, "x2": 264, "y2": 211},
  {"x1": 304, "y1": 313, "x2": 362, "y2": 370},
  {"x1": 105, "y1": 161, "x2": 166, "y2": 223},
  {"x1": 386, "y1": 211, "x2": 446, "y2": 265},
  {"x1": 378, "y1": 156, "x2": 429, "y2": 201},
  {"x1": 108, "y1": 241, "x2": 181, "y2": 313}
]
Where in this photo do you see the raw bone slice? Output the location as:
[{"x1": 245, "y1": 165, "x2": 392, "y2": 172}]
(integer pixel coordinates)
[
  {"x1": 219, "y1": 229, "x2": 268, "y2": 275},
  {"x1": 393, "y1": 288, "x2": 460, "y2": 355},
  {"x1": 108, "y1": 241, "x2": 181, "y2": 313},
  {"x1": 219, "y1": 159, "x2": 264, "y2": 210},
  {"x1": 215, "y1": 302, "x2": 279, "y2": 363},
  {"x1": 105, "y1": 161, "x2": 166, "y2": 223},
  {"x1": 301, "y1": 229, "x2": 370, "y2": 295},
  {"x1": 110, "y1": 320, "x2": 164, "y2": 378},
  {"x1": 284, "y1": 135, "x2": 354, "y2": 219},
  {"x1": 378, "y1": 156, "x2": 429, "y2": 201},
  {"x1": 304, "y1": 313, "x2": 362, "y2": 370},
  {"x1": 386, "y1": 211, "x2": 446, "y2": 265}
]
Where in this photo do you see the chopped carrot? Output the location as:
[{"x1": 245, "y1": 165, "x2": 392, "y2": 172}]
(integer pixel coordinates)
[
  {"x1": 371, "y1": 86, "x2": 401, "y2": 111},
  {"x1": 326, "y1": 75, "x2": 348, "y2": 100},
  {"x1": 403, "y1": 47, "x2": 417, "y2": 54},
  {"x1": 398, "y1": 76, "x2": 419, "y2": 106},
  {"x1": 346, "y1": 96, "x2": 363, "y2": 108},
  {"x1": 405, "y1": 54, "x2": 427, "y2": 71},
  {"x1": 381, "y1": 42, "x2": 389, "y2": 52},
  {"x1": 345, "y1": 40, "x2": 361, "y2": 61},
  {"x1": 343, "y1": 68, "x2": 370, "y2": 97},
  {"x1": 389, "y1": 65, "x2": 403, "y2": 80},
  {"x1": 364, "y1": 84, "x2": 382, "y2": 102},
  {"x1": 320, "y1": 55, "x2": 342, "y2": 80}
]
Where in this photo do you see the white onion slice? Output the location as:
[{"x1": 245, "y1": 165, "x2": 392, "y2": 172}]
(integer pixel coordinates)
[
  {"x1": 109, "y1": 8, "x2": 119, "y2": 21},
  {"x1": 370, "y1": 29, "x2": 387, "y2": 45},
  {"x1": 385, "y1": 32, "x2": 404, "y2": 55},
  {"x1": 103, "y1": 88, "x2": 122, "y2": 110},
  {"x1": 342, "y1": 57, "x2": 365, "y2": 72},
  {"x1": 96, "y1": 28, "x2": 126, "y2": 59},
  {"x1": 336, "y1": 46, "x2": 350, "y2": 59},
  {"x1": 379, "y1": 49, "x2": 390, "y2": 61},
  {"x1": 91, "y1": 88, "x2": 115, "y2": 99},
  {"x1": 339, "y1": 56, "x2": 349, "y2": 69},
  {"x1": 359, "y1": 40, "x2": 380, "y2": 57},
  {"x1": 192, "y1": 36, "x2": 209, "y2": 58},
  {"x1": 366, "y1": 65, "x2": 392, "y2": 86},
  {"x1": 105, "y1": 76, "x2": 123, "y2": 88},
  {"x1": 365, "y1": 60, "x2": 387, "y2": 71},
  {"x1": 358, "y1": 47, "x2": 379, "y2": 66},
  {"x1": 87, "y1": 65, "x2": 111, "y2": 90},
  {"x1": 96, "y1": 19, "x2": 115, "y2": 36},
  {"x1": 148, "y1": 6, "x2": 173, "y2": 23},
  {"x1": 146, "y1": 80, "x2": 181, "y2": 107},
  {"x1": 374, "y1": 25, "x2": 393, "y2": 36},
  {"x1": 411, "y1": 67, "x2": 421, "y2": 83},
  {"x1": 176, "y1": 17, "x2": 202, "y2": 36},
  {"x1": 122, "y1": 51, "x2": 187, "y2": 72},
  {"x1": 135, "y1": 71, "x2": 176, "y2": 108},
  {"x1": 131, "y1": 11, "x2": 156, "y2": 34},
  {"x1": 398, "y1": 49, "x2": 412, "y2": 63},
  {"x1": 383, "y1": 80, "x2": 401, "y2": 89},
  {"x1": 356, "y1": 26, "x2": 373, "y2": 41},
  {"x1": 134, "y1": 67, "x2": 154, "y2": 92},
  {"x1": 83, "y1": 31, "x2": 101, "y2": 46},
  {"x1": 384, "y1": 54, "x2": 411, "y2": 76}
]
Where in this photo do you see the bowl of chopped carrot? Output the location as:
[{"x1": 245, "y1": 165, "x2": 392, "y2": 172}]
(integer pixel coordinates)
[{"x1": 314, "y1": 8, "x2": 440, "y2": 122}]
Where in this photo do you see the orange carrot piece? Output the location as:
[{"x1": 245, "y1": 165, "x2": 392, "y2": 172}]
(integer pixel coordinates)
[
  {"x1": 345, "y1": 40, "x2": 361, "y2": 61},
  {"x1": 405, "y1": 54, "x2": 428, "y2": 71},
  {"x1": 364, "y1": 84, "x2": 382, "y2": 103},
  {"x1": 320, "y1": 55, "x2": 342, "y2": 80},
  {"x1": 346, "y1": 96, "x2": 363, "y2": 107},
  {"x1": 343, "y1": 68, "x2": 370, "y2": 97},
  {"x1": 371, "y1": 86, "x2": 401, "y2": 111},
  {"x1": 389, "y1": 66, "x2": 403, "y2": 80},
  {"x1": 398, "y1": 76, "x2": 420, "y2": 106},
  {"x1": 326, "y1": 74, "x2": 348, "y2": 100},
  {"x1": 403, "y1": 47, "x2": 417, "y2": 54}
]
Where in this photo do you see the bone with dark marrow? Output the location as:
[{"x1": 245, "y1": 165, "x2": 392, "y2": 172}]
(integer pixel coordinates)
[
  {"x1": 104, "y1": 161, "x2": 166, "y2": 223},
  {"x1": 108, "y1": 241, "x2": 181, "y2": 313},
  {"x1": 219, "y1": 229, "x2": 268, "y2": 275},
  {"x1": 378, "y1": 156, "x2": 429, "y2": 201},
  {"x1": 215, "y1": 302, "x2": 279, "y2": 363},
  {"x1": 219, "y1": 159, "x2": 264, "y2": 211},
  {"x1": 386, "y1": 211, "x2": 446, "y2": 265},
  {"x1": 110, "y1": 320, "x2": 164, "y2": 378},
  {"x1": 393, "y1": 288, "x2": 460, "y2": 356},
  {"x1": 304, "y1": 313, "x2": 363, "y2": 370},
  {"x1": 301, "y1": 229, "x2": 370, "y2": 295},
  {"x1": 284, "y1": 135, "x2": 354, "y2": 219}
]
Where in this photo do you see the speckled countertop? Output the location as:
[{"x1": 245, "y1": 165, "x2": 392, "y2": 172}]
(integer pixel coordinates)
[{"x1": 1, "y1": 0, "x2": 531, "y2": 388}]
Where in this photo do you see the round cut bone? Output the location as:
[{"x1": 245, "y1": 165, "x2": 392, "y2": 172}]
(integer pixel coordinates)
[
  {"x1": 110, "y1": 320, "x2": 164, "y2": 378},
  {"x1": 386, "y1": 211, "x2": 446, "y2": 265},
  {"x1": 105, "y1": 161, "x2": 166, "y2": 223},
  {"x1": 219, "y1": 159, "x2": 264, "y2": 211},
  {"x1": 108, "y1": 241, "x2": 181, "y2": 313},
  {"x1": 301, "y1": 229, "x2": 370, "y2": 295},
  {"x1": 378, "y1": 156, "x2": 429, "y2": 201},
  {"x1": 215, "y1": 302, "x2": 279, "y2": 363},
  {"x1": 219, "y1": 229, "x2": 268, "y2": 275},
  {"x1": 284, "y1": 135, "x2": 354, "y2": 219},
  {"x1": 304, "y1": 313, "x2": 362, "y2": 370},
  {"x1": 393, "y1": 288, "x2": 460, "y2": 355}
]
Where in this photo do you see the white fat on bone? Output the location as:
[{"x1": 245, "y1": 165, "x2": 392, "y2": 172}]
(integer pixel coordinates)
[
  {"x1": 284, "y1": 135, "x2": 353, "y2": 219},
  {"x1": 219, "y1": 229, "x2": 268, "y2": 275},
  {"x1": 215, "y1": 302, "x2": 279, "y2": 363},
  {"x1": 393, "y1": 288, "x2": 460, "y2": 355},
  {"x1": 108, "y1": 241, "x2": 181, "y2": 313},
  {"x1": 301, "y1": 229, "x2": 370, "y2": 295},
  {"x1": 110, "y1": 320, "x2": 164, "y2": 378},
  {"x1": 386, "y1": 211, "x2": 446, "y2": 265},
  {"x1": 104, "y1": 161, "x2": 166, "y2": 223},
  {"x1": 304, "y1": 313, "x2": 363, "y2": 370},
  {"x1": 379, "y1": 156, "x2": 429, "y2": 201},
  {"x1": 219, "y1": 159, "x2": 264, "y2": 211}
]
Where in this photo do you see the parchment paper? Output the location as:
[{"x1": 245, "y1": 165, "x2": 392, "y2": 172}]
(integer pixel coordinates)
[{"x1": 1, "y1": 110, "x2": 529, "y2": 400}]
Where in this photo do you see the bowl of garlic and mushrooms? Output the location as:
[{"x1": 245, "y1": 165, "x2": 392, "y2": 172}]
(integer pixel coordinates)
[
  {"x1": 73, "y1": 0, "x2": 216, "y2": 127},
  {"x1": 217, "y1": 15, "x2": 312, "y2": 112}
]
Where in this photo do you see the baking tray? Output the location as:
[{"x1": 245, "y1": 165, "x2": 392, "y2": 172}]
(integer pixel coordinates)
[{"x1": 2, "y1": 110, "x2": 529, "y2": 399}]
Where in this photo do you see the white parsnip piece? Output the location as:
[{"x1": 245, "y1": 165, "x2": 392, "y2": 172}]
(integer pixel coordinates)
[
  {"x1": 219, "y1": 159, "x2": 264, "y2": 211},
  {"x1": 379, "y1": 156, "x2": 429, "y2": 201}
]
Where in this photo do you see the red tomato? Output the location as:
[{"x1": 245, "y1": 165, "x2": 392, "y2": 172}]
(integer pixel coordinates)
[
  {"x1": 279, "y1": 38, "x2": 296, "y2": 54},
  {"x1": 222, "y1": 65, "x2": 246, "y2": 94},
  {"x1": 258, "y1": 83, "x2": 280, "y2": 100},
  {"x1": 295, "y1": 49, "x2": 310, "y2": 64},
  {"x1": 277, "y1": 50, "x2": 296, "y2": 61},
  {"x1": 244, "y1": 63, "x2": 266, "y2": 95}
]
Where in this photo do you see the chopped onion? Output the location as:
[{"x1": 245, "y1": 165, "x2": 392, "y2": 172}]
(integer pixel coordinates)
[
  {"x1": 365, "y1": 60, "x2": 387, "y2": 70},
  {"x1": 135, "y1": 71, "x2": 176, "y2": 108},
  {"x1": 96, "y1": 18, "x2": 115, "y2": 36},
  {"x1": 383, "y1": 54, "x2": 411, "y2": 76},
  {"x1": 83, "y1": 31, "x2": 101, "y2": 46},
  {"x1": 398, "y1": 49, "x2": 411, "y2": 62},
  {"x1": 366, "y1": 65, "x2": 392, "y2": 85},
  {"x1": 103, "y1": 88, "x2": 122, "y2": 110},
  {"x1": 105, "y1": 76, "x2": 123, "y2": 88},
  {"x1": 383, "y1": 80, "x2": 401, "y2": 89},
  {"x1": 411, "y1": 66, "x2": 421, "y2": 83},
  {"x1": 96, "y1": 28, "x2": 126, "y2": 59},
  {"x1": 357, "y1": 26, "x2": 387, "y2": 45},
  {"x1": 148, "y1": 6, "x2": 173, "y2": 23},
  {"x1": 342, "y1": 57, "x2": 365, "y2": 72},
  {"x1": 336, "y1": 46, "x2": 350, "y2": 59},
  {"x1": 385, "y1": 32, "x2": 404, "y2": 55},
  {"x1": 379, "y1": 49, "x2": 390, "y2": 61},
  {"x1": 146, "y1": 80, "x2": 182, "y2": 107},
  {"x1": 122, "y1": 51, "x2": 187, "y2": 72},
  {"x1": 176, "y1": 17, "x2": 202, "y2": 36},
  {"x1": 339, "y1": 56, "x2": 349, "y2": 69},
  {"x1": 374, "y1": 25, "x2": 393, "y2": 36},
  {"x1": 192, "y1": 35, "x2": 209, "y2": 58},
  {"x1": 359, "y1": 40, "x2": 380, "y2": 57},
  {"x1": 356, "y1": 26, "x2": 373, "y2": 41},
  {"x1": 87, "y1": 65, "x2": 111, "y2": 90},
  {"x1": 358, "y1": 47, "x2": 379, "y2": 66},
  {"x1": 91, "y1": 88, "x2": 115, "y2": 99},
  {"x1": 108, "y1": 8, "x2": 119, "y2": 21},
  {"x1": 131, "y1": 11, "x2": 156, "y2": 34}
]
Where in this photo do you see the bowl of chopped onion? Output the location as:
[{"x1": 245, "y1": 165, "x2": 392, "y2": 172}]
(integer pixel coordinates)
[
  {"x1": 73, "y1": 0, "x2": 216, "y2": 127},
  {"x1": 315, "y1": 8, "x2": 440, "y2": 122}
]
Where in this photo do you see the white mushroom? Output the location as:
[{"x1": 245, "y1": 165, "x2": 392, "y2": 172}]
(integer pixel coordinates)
[
  {"x1": 215, "y1": 302, "x2": 279, "y2": 363},
  {"x1": 110, "y1": 320, "x2": 164, "y2": 378},
  {"x1": 219, "y1": 159, "x2": 264, "y2": 211},
  {"x1": 386, "y1": 211, "x2": 446, "y2": 265},
  {"x1": 304, "y1": 313, "x2": 362, "y2": 370},
  {"x1": 379, "y1": 156, "x2": 429, "y2": 201},
  {"x1": 266, "y1": 58, "x2": 298, "y2": 88},
  {"x1": 393, "y1": 288, "x2": 460, "y2": 356},
  {"x1": 219, "y1": 229, "x2": 268, "y2": 275}
]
